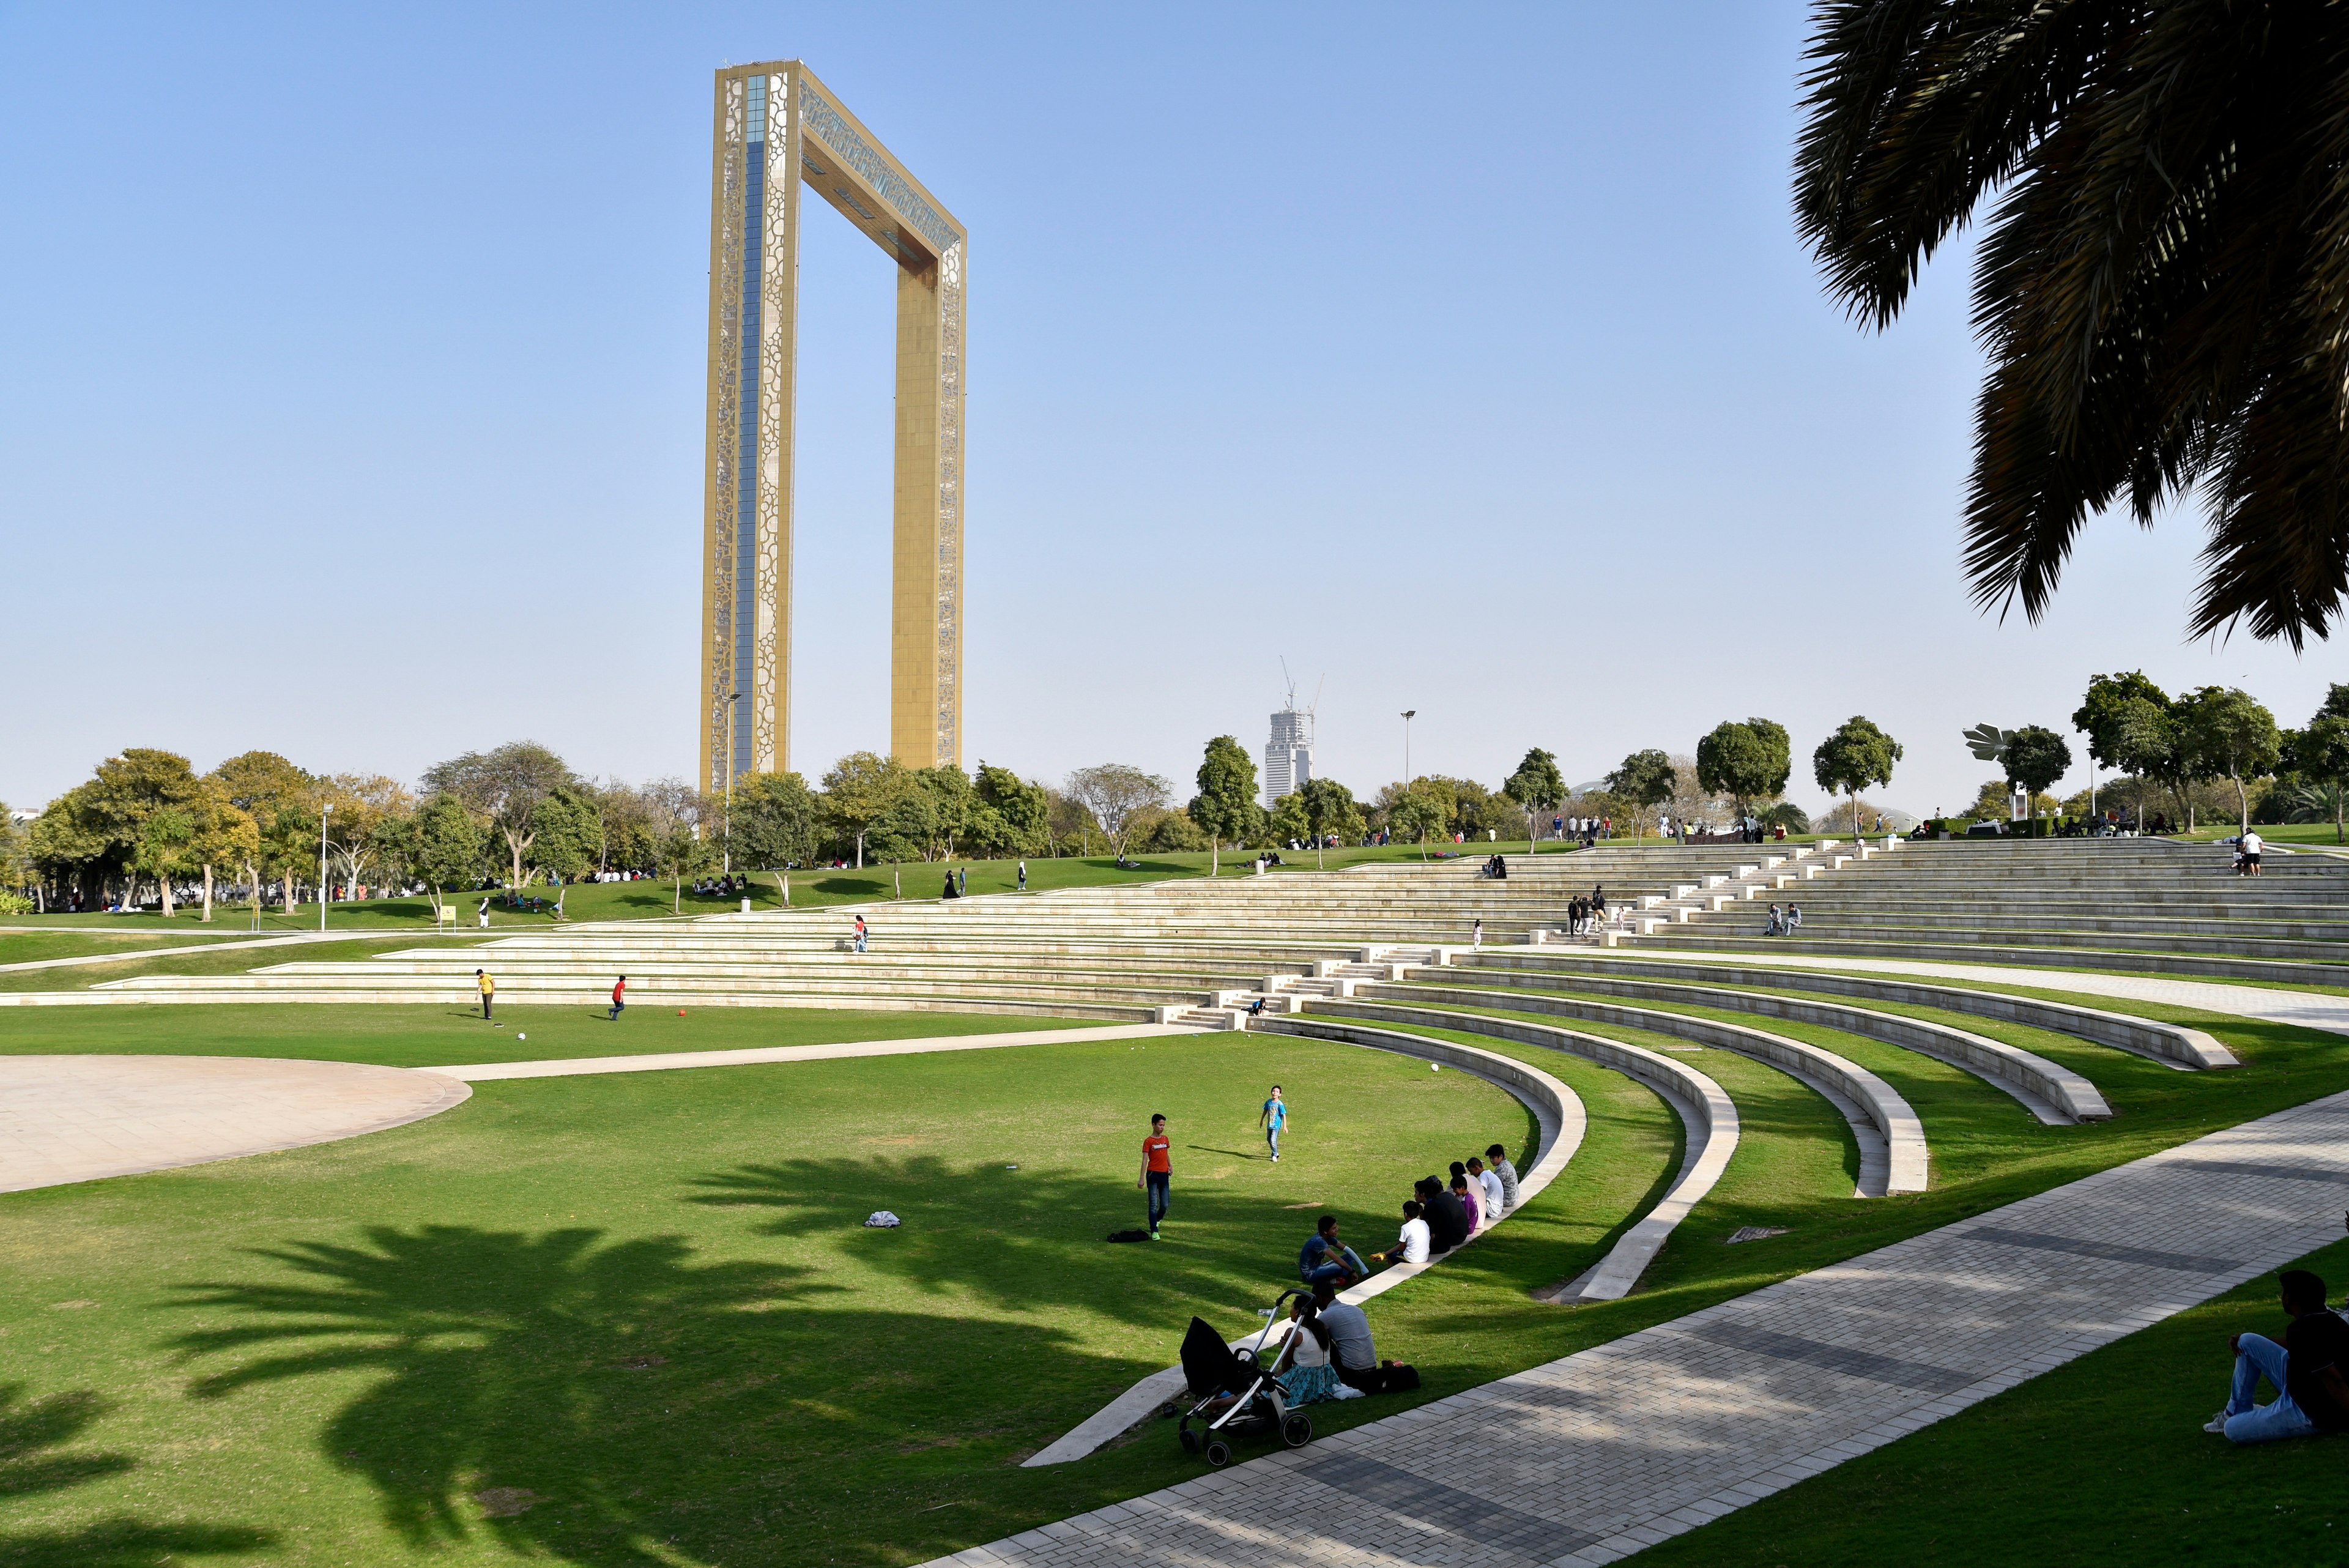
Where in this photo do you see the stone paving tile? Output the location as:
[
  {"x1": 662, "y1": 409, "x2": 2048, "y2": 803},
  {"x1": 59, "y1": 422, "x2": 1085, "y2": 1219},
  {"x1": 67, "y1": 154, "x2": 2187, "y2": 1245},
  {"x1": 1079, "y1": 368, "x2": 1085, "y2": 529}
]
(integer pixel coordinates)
[{"x1": 922, "y1": 1088, "x2": 2349, "y2": 1567}]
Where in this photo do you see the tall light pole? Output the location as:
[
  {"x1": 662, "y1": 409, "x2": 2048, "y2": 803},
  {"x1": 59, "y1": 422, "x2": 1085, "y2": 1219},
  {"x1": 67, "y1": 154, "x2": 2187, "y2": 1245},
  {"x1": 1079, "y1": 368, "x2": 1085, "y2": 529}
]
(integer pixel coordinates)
[
  {"x1": 317, "y1": 803, "x2": 332, "y2": 934},
  {"x1": 722, "y1": 690, "x2": 741, "y2": 873},
  {"x1": 1401, "y1": 710, "x2": 1416, "y2": 786}
]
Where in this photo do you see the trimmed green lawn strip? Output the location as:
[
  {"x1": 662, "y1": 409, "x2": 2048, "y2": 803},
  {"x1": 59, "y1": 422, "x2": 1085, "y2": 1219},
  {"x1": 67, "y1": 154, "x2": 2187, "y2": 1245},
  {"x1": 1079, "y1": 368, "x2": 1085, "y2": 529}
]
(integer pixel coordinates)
[
  {"x1": 0, "y1": 932, "x2": 247, "y2": 965},
  {"x1": 0, "y1": 934, "x2": 497, "y2": 994},
  {"x1": 0, "y1": 1033, "x2": 1527, "y2": 1568},
  {"x1": 0, "y1": 1003, "x2": 1098, "y2": 1069},
  {"x1": 1632, "y1": 1236, "x2": 2349, "y2": 1567}
]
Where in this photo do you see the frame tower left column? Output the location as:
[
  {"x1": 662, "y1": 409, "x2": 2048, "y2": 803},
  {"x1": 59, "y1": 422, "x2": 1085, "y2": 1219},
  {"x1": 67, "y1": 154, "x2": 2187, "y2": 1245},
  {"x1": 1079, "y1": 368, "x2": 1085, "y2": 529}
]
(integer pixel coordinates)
[{"x1": 700, "y1": 64, "x2": 801, "y2": 793}]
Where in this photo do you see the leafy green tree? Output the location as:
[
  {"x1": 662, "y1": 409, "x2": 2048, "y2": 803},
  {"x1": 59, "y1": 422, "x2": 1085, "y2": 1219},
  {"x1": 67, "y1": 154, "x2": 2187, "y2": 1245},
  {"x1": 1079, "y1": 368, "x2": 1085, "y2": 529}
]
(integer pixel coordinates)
[
  {"x1": 1133, "y1": 805, "x2": 1208, "y2": 853},
  {"x1": 187, "y1": 778, "x2": 258, "y2": 922},
  {"x1": 0, "y1": 803, "x2": 29, "y2": 909},
  {"x1": 1811, "y1": 718, "x2": 1903, "y2": 837},
  {"x1": 409, "y1": 796, "x2": 486, "y2": 922},
  {"x1": 530, "y1": 786, "x2": 602, "y2": 885},
  {"x1": 2295, "y1": 714, "x2": 2349, "y2": 842},
  {"x1": 733, "y1": 771, "x2": 822, "y2": 890},
  {"x1": 2179, "y1": 686, "x2": 2281, "y2": 834},
  {"x1": 1604, "y1": 750, "x2": 1677, "y2": 843},
  {"x1": 133, "y1": 807, "x2": 196, "y2": 916},
  {"x1": 1694, "y1": 719, "x2": 1791, "y2": 822},
  {"x1": 1502, "y1": 748, "x2": 1565, "y2": 853},
  {"x1": 910, "y1": 766, "x2": 976, "y2": 860},
  {"x1": 1297, "y1": 777, "x2": 1363, "y2": 868},
  {"x1": 1795, "y1": 6, "x2": 2349, "y2": 647},
  {"x1": 1064, "y1": 764, "x2": 1170, "y2": 861},
  {"x1": 867, "y1": 782, "x2": 940, "y2": 866},
  {"x1": 973, "y1": 764, "x2": 1048, "y2": 856},
  {"x1": 2073, "y1": 672, "x2": 2170, "y2": 770},
  {"x1": 2002, "y1": 726, "x2": 2073, "y2": 814},
  {"x1": 210, "y1": 751, "x2": 314, "y2": 822},
  {"x1": 1386, "y1": 778, "x2": 1453, "y2": 860},
  {"x1": 1269, "y1": 789, "x2": 1312, "y2": 851},
  {"x1": 820, "y1": 751, "x2": 908, "y2": 868},
  {"x1": 1186, "y1": 738, "x2": 1257, "y2": 875},
  {"x1": 421, "y1": 742, "x2": 574, "y2": 890}
]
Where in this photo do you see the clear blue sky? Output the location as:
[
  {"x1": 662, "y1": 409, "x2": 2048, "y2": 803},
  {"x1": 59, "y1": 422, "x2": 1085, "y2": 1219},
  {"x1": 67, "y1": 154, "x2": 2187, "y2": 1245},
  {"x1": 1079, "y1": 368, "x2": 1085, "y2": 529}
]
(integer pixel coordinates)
[{"x1": 3, "y1": 2, "x2": 2334, "y2": 819}]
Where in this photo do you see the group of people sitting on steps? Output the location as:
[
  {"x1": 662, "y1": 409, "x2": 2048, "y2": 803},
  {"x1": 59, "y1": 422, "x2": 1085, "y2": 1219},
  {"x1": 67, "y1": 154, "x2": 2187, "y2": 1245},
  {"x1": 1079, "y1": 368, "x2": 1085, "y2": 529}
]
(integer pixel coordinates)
[{"x1": 1261, "y1": 1145, "x2": 1521, "y2": 1406}]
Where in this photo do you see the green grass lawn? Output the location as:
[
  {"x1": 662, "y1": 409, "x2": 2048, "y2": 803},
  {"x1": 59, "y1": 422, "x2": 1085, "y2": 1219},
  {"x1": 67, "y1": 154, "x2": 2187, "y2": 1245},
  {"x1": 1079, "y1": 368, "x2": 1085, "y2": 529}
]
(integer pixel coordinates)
[
  {"x1": 0, "y1": 931, "x2": 251, "y2": 966},
  {"x1": 0, "y1": 1004, "x2": 1098, "y2": 1069},
  {"x1": 0, "y1": 1031, "x2": 1535, "y2": 1568},
  {"x1": 0, "y1": 933, "x2": 496, "y2": 994},
  {"x1": 7, "y1": 976, "x2": 2347, "y2": 1566}
]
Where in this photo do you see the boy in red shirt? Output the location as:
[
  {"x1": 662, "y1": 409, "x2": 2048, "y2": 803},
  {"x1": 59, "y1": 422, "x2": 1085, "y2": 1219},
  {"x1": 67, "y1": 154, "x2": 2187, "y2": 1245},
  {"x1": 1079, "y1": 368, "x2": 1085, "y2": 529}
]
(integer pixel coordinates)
[
  {"x1": 1137, "y1": 1114, "x2": 1172, "y2": 1239},
  {"x1": 607, "y1": 975, "x2": 626, "y2": 1021}
]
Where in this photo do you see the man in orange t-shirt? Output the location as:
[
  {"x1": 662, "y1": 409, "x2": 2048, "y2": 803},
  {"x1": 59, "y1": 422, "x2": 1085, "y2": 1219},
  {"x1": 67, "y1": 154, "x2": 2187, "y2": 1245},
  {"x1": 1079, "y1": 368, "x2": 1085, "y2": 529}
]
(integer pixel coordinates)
[{"x1": 1137, "y1": 1113, "x2": 1172, "y2": 1239}]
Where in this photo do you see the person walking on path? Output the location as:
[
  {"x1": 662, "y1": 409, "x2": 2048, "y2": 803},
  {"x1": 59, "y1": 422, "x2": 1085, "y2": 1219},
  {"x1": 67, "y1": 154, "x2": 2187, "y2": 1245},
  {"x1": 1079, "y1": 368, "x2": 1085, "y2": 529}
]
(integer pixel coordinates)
[
  {"x1": 1259, "y1": 1086, "x2": 1287, "y2": 1162},
  {"x1": 957, "y1": 867, "x2": 968, "y2": 896},
  {"x1": 853, "y1": 914, "x2": 868, "y2": 953},
  {"x1": 1017, "y1": 860, "x2": 1028, "y2": 892},
  {"x1": 1138, "y1": 1113, "x2": 1173, "y2": 1238},
  {"x1": 1472, "y1": 918, "x2": 1483, "y2": 949},
  {"x1": 477, "y1": 896, "x2": 491, "y2": 931},
  {"x1": 475, "y1": 968, "x2": 495, "y2": 1021},
  {"x1": 607, "y1": 975, "x2": 626, "y2": 1022}
]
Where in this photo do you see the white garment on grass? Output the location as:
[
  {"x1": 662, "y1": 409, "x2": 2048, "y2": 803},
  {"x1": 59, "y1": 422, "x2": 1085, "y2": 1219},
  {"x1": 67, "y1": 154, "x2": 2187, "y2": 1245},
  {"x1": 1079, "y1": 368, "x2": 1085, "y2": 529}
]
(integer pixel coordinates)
[{"x1": 1395, "y1": 1216, "x2": 1431, "y2": 1264}]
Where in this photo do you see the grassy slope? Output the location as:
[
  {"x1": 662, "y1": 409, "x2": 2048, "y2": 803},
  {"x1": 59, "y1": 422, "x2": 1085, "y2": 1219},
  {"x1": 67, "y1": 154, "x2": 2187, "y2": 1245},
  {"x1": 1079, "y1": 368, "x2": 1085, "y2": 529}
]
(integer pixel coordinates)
[
  {"x1": 0, "y1": 1032, "x2": 1538, "y2": 1568},
  {"x1": 0, "y1": 932, "x2": 242, "y2": 965},
  {"x1": 0, "y1": 1003, "x2": 1095, "y2": 1070},
  {"x1": 0, "y1": 934, "x2": 497, "y2": 994},
  {"x1": 6, "y1": 972, "x2": 2345, "y2": 1562}
]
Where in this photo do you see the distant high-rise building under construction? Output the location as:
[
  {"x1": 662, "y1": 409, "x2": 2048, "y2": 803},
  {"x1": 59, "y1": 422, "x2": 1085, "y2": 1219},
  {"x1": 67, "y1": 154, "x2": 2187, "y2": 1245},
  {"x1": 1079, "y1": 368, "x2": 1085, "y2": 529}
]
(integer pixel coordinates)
[{"x1": 1264, "y1": 703, "x2": 1315, "y2": 808}]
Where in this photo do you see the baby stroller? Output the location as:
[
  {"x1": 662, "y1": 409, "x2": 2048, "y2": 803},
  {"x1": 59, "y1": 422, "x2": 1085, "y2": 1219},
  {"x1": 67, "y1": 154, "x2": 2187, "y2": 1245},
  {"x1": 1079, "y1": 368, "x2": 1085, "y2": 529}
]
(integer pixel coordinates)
[{"x1": 1174, "y1": 1290, "x2": 1314, "y2": 1466}]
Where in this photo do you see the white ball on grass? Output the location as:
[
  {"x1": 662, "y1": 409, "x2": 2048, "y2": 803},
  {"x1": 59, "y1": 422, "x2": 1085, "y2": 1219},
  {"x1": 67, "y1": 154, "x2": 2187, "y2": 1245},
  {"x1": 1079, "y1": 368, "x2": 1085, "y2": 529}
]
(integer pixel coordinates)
[
  {"x1": 1431, "y1": 1063, "x2": 1441, "y2": 1072},
  {"x1": 517, "y1": 1033, "x2": 526, "y2": 1041}
]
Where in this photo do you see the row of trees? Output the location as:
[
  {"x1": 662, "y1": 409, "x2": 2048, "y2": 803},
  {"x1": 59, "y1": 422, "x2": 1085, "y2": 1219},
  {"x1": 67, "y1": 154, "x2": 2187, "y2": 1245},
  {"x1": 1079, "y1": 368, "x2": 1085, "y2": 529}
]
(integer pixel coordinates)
[{"x1": 2064, "y1": 676, "x2": 2349, "y2": 838}]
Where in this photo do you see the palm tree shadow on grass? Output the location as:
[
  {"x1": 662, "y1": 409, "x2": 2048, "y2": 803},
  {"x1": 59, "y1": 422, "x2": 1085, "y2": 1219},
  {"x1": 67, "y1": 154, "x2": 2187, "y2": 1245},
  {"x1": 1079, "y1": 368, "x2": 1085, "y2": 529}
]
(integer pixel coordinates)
[
  {"x1": 0, "y1": 1381, "x2": 273, "y2": 1567},
  {"x1": 165, "y1": 1222, "x2": 1099, "y2": 1568},
  {"x1": 691, "y1": 1156, "x2": 1310, "y2": 1329}
]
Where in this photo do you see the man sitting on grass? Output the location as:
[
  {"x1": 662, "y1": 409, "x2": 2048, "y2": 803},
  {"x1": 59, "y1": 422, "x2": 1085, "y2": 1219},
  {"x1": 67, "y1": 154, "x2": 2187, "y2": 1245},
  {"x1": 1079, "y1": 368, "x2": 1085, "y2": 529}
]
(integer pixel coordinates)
[
  {"x1": 1373, "y1": 1199, "x2": 1430, "y2": 1267},
  {"x1": 1311, "y1": 1280, "x2": 1415, "y2": 1395},
  {"x1": 2208, "y1": 1268, "x2": 2349, "y2": 1443},
  {"x1": 1419, "y1": 1175, "x2": 1470, "y2": 1253},
  {"x1": 1298, "y1": 1215, "x2": 1369, "y2": 1287}
]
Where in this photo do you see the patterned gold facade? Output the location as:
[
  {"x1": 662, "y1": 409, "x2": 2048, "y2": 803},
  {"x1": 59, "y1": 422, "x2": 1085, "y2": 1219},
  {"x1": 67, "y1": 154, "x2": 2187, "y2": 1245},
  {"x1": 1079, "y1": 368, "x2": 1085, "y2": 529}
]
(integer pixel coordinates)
[{"x1": 700, "y1": 62, "x2": 965, "y2": 790}]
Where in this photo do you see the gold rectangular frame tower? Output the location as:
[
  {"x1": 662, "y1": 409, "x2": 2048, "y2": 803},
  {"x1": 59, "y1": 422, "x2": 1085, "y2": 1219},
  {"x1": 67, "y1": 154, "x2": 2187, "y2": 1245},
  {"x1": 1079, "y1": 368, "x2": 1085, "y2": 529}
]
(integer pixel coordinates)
[{"x1": 700, "y1": 61, "x2": 966, "y2": 789}]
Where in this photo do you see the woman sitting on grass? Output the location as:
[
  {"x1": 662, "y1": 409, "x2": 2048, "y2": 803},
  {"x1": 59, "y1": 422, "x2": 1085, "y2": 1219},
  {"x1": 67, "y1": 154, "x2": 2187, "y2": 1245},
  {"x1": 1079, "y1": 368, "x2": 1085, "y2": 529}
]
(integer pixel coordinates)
[{"x1": 1270, "y1": 1297, "x2": 1357, "y2": 1405}]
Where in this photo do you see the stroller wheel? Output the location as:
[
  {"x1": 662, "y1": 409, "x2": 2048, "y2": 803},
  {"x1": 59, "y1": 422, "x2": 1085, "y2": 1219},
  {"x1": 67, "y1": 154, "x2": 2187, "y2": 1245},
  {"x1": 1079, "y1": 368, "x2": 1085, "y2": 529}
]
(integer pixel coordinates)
[
  {"x1": 1203, "y1": 1438, "x2": 1232, "y2": 1468},
  {"x1": 1178, "y1": 1429, "x2": 1200, "y2": 1454},
  {"x1": 1281, "y1": 1412, "x2": 1313, "y2": 1448}
]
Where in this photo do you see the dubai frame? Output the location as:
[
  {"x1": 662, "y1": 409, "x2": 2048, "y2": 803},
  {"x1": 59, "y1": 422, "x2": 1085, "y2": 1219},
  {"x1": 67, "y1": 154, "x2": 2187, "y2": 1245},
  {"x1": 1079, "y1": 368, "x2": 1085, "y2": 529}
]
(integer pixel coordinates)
[{"x1": 700, "y1": 61, "x2": 966, "y2": 790}]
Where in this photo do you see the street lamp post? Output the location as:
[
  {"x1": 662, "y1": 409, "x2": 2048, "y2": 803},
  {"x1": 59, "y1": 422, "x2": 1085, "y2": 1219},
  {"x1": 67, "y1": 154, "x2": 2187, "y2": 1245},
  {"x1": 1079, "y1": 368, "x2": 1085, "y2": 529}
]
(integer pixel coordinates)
[
  {"x1": 318, "y1": 803, "x2": 332, "y2": 934},
  {"x1": 1400, "y1": 710, "x2": 1416, "y2": 786}
]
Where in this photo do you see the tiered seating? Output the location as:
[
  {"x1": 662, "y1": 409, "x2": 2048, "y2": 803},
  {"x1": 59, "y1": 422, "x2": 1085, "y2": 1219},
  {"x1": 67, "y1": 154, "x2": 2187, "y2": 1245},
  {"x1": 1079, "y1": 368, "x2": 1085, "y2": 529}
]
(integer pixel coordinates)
[{"x1": 1628, "y1": 838, "x2": 2349, "y2": 983}]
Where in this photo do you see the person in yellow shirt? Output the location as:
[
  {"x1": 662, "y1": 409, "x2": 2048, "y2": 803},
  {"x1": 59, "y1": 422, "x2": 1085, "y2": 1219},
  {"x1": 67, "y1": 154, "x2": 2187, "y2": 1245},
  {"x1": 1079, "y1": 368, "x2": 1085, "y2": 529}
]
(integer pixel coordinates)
[{"x1": 475, "y1": 968, "x2": 494, "y2": 1021}]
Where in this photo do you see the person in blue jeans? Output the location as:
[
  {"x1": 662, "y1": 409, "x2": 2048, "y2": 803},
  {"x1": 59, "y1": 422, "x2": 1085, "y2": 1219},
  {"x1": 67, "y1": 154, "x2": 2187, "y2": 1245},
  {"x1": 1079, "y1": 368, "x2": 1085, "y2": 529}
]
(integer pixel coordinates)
[
  {"x1": 1137, "y1": 1114, "x2": 1172, "y2": 1238},
  {"x1": 2207, "y1": 1268, "x2": 2349, "y2": 1443},
  {"x1": 1260, "y1": 1085, "x2": 1286, "y2": 1162},
  {"x1": 1298, "y1": 1214, "x2": 1368, "y2": 1287}
]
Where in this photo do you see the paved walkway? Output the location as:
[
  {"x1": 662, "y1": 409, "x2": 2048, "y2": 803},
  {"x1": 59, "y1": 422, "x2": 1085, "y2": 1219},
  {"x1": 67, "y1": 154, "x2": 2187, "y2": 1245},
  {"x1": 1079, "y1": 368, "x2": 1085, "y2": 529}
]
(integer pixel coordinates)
[
  {"x1": 0, "y1": 1055, "x2": 471, "y2": 1194},
  {"x1": 434, "y1": 1023, "x2": 1199, "y2": 1081},
  {"x1": 929, "y1": 1089, "x2": 2349, "y2": 1567}
]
